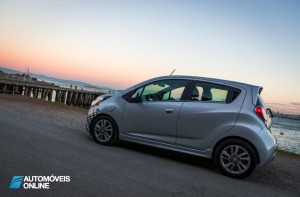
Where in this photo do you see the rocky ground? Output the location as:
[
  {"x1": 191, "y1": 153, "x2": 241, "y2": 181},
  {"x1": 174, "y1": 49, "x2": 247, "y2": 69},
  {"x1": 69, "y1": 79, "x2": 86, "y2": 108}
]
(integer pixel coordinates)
[{"x1": 1, "y1": 94, "x2": 299, "y2": 195}]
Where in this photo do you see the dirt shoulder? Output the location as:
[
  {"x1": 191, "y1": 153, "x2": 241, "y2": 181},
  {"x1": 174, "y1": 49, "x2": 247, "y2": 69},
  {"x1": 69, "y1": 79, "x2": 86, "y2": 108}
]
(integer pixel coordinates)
[
  {"x1": 0, "y1": 94, "x2": 88, "y2": 131},
  {"x1": 1, "y1": 94, "x2": 299, "y2": 195}
]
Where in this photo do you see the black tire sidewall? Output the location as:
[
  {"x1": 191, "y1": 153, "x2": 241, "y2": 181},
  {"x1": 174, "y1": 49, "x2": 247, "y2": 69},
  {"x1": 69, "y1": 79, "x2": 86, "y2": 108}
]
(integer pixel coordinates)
[
  {"x1": 214, "y1": 139, "x2": 258, "y2": 179},
  {"x1": 91, "y1": 115, "x2": 118, "y2": 145}
]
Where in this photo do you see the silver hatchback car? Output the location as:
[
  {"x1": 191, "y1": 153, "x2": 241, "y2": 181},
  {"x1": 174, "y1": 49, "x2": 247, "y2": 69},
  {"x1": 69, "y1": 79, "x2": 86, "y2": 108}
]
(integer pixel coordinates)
[{"x1": 86, "y1": 76, "x2": 277, "y2": 179}]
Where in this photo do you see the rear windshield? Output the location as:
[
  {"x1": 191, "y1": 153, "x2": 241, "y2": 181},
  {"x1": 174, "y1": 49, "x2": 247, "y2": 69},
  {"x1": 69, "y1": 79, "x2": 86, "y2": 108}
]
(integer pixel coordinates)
[{"x1": 256, "y1": 95, "x2": 266, "y2": 109}]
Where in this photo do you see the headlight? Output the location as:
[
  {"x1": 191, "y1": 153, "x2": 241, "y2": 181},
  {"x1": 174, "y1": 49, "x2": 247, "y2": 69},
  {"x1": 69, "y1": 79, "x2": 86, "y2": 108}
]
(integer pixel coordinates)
[
  {"x1": 90, "y1": 95, "x2": 112, "y2": 108},
  {"x1": 91, "y1": 97, "x2": 104, "y2": 107}
]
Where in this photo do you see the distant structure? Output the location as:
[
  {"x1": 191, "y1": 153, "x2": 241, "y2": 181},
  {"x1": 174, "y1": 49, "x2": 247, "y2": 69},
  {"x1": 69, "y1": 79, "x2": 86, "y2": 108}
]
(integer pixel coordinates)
[
  {"x1": 273, "y1": 112, "x2": 300, "y2": 121},
  {"x1": 24, "y1": 66, "x2": 31, "y2": 81},
  {"x1": 0, "y1": 70, "x2": 109, "y2": 108}
]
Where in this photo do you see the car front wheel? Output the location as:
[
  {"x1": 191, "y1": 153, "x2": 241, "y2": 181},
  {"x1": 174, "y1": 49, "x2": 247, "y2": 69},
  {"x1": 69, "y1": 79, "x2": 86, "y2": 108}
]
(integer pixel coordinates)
[
  {"x1": 92, "y1": 116, "x2": 118, "y2": 145},
  {"x1": 214, "y1": 139, "x2": 258, "y2": 179}
]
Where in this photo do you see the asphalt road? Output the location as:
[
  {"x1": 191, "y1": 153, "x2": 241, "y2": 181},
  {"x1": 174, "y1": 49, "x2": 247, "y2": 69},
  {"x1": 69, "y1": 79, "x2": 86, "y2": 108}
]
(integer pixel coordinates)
[{"x1": 0, "y1": 104, "x2": 297, "y2": 197}]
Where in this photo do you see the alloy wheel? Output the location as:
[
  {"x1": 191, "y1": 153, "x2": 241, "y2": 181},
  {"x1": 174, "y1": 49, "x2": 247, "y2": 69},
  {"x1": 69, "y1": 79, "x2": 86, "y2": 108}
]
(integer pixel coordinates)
[
  {"x1": 220, "y1": 145, "x2": 251, "y2": 174},
  {"x1": 94, "y1": 119, "x2": 113, "y2": 143}
]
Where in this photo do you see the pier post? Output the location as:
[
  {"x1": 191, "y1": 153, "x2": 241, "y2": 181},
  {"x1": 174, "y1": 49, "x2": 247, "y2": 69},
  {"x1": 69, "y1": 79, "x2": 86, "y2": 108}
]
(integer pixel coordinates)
[
  {"x1": 55, "y1": 90, "x2": 60, "y2": 102},
  {"x1": 15, "y1": 85, "x2": 21, "y2": 95},
  {"x1": 78, "y1": 93, "x2": 83, "y2": 107},
  {"x1": 63, "y1": 91, "x2": 68, "y2": 104},
  {"x1": 2, "y1": 84, "x2": 7, "y2": 93},
  {"x1": 41, "y1": 88, "x2": 46, "y2": 99},
  {"x1": 24, "y1": 86, "x2": 29, "y2": 96},
  {"x1": 67, "y1": 91, "x2": 73, "y2": 105},
  {"x1": 33, "y1": 87, "x2": 38, "y2": 98},
  {"x1": 21, "y1": 86, "x2": 25, "y2": 95},
  {"x1": 72, "y1": 92, "x2": 78, "y2": 106}
]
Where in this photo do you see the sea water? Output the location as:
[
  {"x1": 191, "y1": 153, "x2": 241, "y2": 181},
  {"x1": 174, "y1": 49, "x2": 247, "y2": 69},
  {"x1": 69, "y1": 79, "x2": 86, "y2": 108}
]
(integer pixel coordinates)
[{"x1": 271, "y1": 117, "x2": 300, "y2": 154}]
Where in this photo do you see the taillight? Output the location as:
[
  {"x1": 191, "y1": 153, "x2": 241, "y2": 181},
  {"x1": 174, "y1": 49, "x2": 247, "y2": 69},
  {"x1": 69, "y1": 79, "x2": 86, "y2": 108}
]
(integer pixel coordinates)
[{"x1": 255, "y1": 106, "x2": 267, "y2": 121}]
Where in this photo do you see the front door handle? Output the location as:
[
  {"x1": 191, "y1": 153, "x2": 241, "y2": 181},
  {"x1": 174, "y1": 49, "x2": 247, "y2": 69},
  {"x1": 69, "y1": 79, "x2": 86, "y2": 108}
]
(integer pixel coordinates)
[{"x1": 164, "y1": 109, "x2": 174, "y2": 114}]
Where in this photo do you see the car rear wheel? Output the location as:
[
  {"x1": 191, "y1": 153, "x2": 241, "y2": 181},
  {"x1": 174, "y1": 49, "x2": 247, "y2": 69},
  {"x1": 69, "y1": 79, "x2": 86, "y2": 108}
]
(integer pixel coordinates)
[
  {"x1": 214, "y1": 139, "x2": 257, "y2": 179},
  {"x1": 92, "y1": 116, "x2": 118, "y2": 145}
]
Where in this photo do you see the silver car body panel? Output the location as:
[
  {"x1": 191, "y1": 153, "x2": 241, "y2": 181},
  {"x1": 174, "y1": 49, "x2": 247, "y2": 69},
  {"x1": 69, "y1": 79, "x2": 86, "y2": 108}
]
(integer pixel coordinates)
[
  {"x1": 176, "y1": 87, "x2": 246, "y2": 150},
  {"x1": 122, "y1": 101, "x2": 184, "y2": 144}
]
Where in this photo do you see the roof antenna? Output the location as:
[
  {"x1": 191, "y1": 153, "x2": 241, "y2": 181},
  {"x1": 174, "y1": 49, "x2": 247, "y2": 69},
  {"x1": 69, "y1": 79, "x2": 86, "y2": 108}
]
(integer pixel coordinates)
[{"x1": 170, "y1": 69, "x2": 176, "y2": 76}]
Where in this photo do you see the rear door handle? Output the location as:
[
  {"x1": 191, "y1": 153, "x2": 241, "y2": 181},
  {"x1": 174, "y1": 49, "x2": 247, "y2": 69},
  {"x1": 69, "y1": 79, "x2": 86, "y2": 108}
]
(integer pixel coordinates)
[{"x1": 164, "y1": 109, "x2": 174, "y2": 113}]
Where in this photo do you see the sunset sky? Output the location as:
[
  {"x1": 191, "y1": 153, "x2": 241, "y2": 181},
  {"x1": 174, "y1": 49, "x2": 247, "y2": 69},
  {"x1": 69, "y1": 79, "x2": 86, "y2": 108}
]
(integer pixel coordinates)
[{"x1": 0, "y1": 0, "x2": 299, "y2": 114}]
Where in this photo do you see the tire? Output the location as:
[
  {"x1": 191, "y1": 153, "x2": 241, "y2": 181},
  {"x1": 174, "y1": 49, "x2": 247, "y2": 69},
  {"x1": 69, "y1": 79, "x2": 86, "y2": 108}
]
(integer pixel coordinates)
[
  {"x1": 214, "y1": 139, "x2": 258, "y2": 179},
  {"x1": 91, "y1": 115, "x2": 118, "y2": 145}
]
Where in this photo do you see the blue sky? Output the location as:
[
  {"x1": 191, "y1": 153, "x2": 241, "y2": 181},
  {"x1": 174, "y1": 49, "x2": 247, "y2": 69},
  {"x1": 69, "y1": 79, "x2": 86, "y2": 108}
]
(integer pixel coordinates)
[{"x1": 0, "y1": 0, "x2": 299, "y2": 114}]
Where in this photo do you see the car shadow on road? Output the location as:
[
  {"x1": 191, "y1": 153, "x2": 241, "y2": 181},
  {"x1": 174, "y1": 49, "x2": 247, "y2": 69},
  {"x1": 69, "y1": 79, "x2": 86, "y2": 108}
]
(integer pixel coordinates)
[{"x1": 117, "y1": 140, "x2": 218, "y2": 173}]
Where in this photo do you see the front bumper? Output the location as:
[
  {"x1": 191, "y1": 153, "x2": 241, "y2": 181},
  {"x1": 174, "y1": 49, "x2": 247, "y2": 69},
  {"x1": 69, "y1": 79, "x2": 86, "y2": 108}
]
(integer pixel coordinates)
[{"x1": 86, "y1": 107, "x2": 99, "y2": 134}]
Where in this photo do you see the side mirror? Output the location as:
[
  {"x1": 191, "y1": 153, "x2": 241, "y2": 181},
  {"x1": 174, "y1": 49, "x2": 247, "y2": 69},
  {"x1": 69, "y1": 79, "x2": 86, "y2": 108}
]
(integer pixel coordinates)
[
  {"x1": 266, "y1": 108, "x2": 274, "y2": 118},
  {"x1": 131, "y1": 92, "x2": 140, "y2": 103}
]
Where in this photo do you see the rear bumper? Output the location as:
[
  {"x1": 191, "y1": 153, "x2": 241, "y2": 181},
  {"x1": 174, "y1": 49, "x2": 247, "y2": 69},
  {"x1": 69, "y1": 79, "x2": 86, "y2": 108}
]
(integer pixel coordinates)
[{"x1": 253, "y1": 127, "x2": 278, "y2": 167}]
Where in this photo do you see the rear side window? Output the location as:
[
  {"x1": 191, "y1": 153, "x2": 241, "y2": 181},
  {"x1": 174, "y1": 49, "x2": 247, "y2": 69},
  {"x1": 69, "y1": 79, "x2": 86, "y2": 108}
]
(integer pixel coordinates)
[
  {"x1": 188, "y1": 81, "x2": 240, "y2": 103},
  {"x1": 256, "y1": 95, "x2": 266, "y2": 108}
]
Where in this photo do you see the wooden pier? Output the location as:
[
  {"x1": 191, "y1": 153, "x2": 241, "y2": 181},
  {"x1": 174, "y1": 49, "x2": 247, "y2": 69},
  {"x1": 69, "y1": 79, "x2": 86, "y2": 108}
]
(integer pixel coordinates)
[{"x1": 0, "y1": 77, "x2": 107, "y2": 107}]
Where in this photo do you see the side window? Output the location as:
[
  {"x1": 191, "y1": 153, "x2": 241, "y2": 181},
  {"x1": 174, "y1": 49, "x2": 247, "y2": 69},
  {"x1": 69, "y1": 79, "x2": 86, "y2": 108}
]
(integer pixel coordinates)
[
  {"x1": 170, "y1": 87, "x2": 185, "y2": 100},
  {"x1": 191, "y1": 86, "x2": 203, "y2": 100},
  {"x1": 211, "y1": 88, "x2": 228, "y2": 102},
  {"x1": 140, "y1": 80, "x2": 187, "y2": 102},
  {"x1": 189, "y1": 82, "x2": 232, "y2": 103}
]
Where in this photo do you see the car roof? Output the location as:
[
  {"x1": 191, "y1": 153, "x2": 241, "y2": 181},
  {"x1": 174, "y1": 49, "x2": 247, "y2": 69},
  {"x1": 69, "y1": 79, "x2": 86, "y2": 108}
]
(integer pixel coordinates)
[{"x1": 150, "y1": 75, "x2": 258, "y2": 89}]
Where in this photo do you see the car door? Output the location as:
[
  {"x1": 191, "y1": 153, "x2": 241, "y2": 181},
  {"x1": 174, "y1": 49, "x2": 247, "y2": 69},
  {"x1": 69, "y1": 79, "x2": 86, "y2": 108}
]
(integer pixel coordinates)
[
  {"x1": 122, "y1": 79, "x2": 188, "y2": 144},
  {"x1": 176, "y1": 81, "x2": 244, "y2": 150}
]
